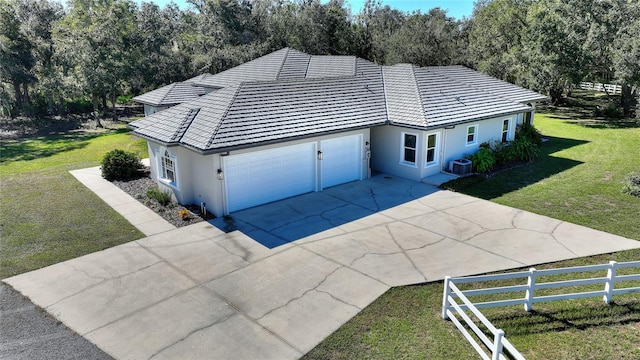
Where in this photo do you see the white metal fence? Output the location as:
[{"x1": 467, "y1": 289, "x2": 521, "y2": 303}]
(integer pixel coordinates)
[
  {"x1": 442, "y1": 260, "x2": 640, "y2": 360},
  {"x1": 579, "y1": 82, "x2": 622, "y2": 94}
]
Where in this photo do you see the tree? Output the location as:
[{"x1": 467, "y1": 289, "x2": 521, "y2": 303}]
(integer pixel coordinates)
[
  {"x1": 611, "y1": 1, "x2": 640, "y2": 115},
  {"x1": 133, "y1": 2, "x2": 193, "y2": 92},
  {"x1": 468, "y1": 0, "x2": 528, "y2": 83},
  {"x1": 521, "y1": 0, "x2": 592, "y2": 104},
  {"x1": 0, "y1": 0, "x2": 36, "y2": 112},
  {"x1": 54, "y1": 0, "x2": 141, "y2": 122},
  {"x1": 13, "y1": 0, "x2": 64, "y2": 114},
  {"x1": 355, "y1": 0, "x2": 405, "y2": 63},
  {"x1": 385, "y1": 8, "x2": 460, "y2": 66}
]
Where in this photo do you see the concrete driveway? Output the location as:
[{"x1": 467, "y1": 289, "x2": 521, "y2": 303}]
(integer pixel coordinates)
[{"x1": 5, "y1": 174, "x2": 640, "y2": 359}]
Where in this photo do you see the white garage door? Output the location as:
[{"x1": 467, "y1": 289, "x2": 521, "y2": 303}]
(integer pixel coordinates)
[
  {"x1": 223, "y1": 142, "x2": 316, "y2": 212},
  {"x1": 321, "y1": 135, "x2": 363, "y2": 189}
]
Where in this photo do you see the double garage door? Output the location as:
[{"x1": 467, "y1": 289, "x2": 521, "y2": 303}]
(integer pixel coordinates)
[{"x1": 223, "y1": 134, "x2": 363, "y2": 213}]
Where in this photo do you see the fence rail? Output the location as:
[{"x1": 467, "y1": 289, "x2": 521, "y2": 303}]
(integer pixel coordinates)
[
  {"x1": 579, "y1": 81, "x2": 622, "y2": 94},
  {"x1": 442, "y1": 260, "x2": 640, "y2": 360}
]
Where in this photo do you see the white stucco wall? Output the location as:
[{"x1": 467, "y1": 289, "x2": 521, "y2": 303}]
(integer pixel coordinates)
[
  {"x1": 371, "y1": 113, "x2": 525, "y2": 181},
  {"x1": 441, "y1": 116, "x2": 516, "y2": 170},
  {"x1": 145, "y1": 128, "x2": 370, "y2": 216},
  {"x1": 143, "y1": 105, "x2": 169, "y2": 116},
  {"x1": 147, "y1": 140, "x2": 223, "y2": 216},
  {"x1": 371, "y1": 125, "x2": 422, "y2": 181}
]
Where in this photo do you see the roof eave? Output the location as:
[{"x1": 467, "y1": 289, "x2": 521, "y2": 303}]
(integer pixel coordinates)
[
  {"x1": 389, "y1": 107, "x2": 532, "y2": 131},
  {"x1": 198, "y1": 123, "x2": 384, "y2": 155}
]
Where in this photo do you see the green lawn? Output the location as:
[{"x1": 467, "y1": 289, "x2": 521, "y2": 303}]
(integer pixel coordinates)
[
  {"x1": 0, "y1": 128, "x2": 148, "y2": 279},
  {"x1": 304, "y1": 250, "x2": 640, "y2": 360},
  {"x1": 443, "y1": 113, "x2": 640, "y2": 240},
  {"x1": 305, "y1": 102, "x2": 640, "y2": 359}
]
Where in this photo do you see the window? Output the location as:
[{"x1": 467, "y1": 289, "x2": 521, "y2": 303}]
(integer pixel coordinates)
[
  {"x1": 425, "y1": 133, "x2": 438, "y2": 166},
  {"x1": 466, "y1": 125, "x2": 478, "y2": 145},
  {"x1": 501, "y1": 119, "x2": 510, "y2": 142},
  {"x1": 161, "y1": 150, "x2": 176, "y2": 184},
  {"x1": 524, "y1": 111, "x2": 533, "y2": 124},
  {"x1": 401, "y1": 132, "x2": 418, "y2": 165}
]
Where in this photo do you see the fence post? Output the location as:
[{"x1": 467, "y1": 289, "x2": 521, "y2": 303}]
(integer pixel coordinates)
[
  {"x1": 603, "y1": 261, "x2": 618, "y2": 304},
  {"x1": 442, "y1": 276, "x2": 452, "y2": 319},
  {"x1": 524, "y1": 268, "x2": 536, "y2": 312},
  {"x1": 491, "y1": 329, "x2": 505, "y2": 360}
]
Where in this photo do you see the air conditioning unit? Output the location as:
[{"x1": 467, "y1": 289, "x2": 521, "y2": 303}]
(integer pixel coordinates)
[{"x1": 449, "y1": 159, "x2": 472, "y2": 175}]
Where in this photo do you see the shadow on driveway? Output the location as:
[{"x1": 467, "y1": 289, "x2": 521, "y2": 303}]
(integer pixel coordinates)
[{"x1": 209, "y1": 174, "x2": 439, "y2": 248}]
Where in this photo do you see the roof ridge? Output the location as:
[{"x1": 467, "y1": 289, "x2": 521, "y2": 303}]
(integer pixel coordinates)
[
  {"x1": 275, "y1": 47, "x2": 289, "y2": 80},
  {"x1": 172, "y1": 107, "x2": 200, "y2": 143},
  {"x1": 157, "y1": 82, "x2": 180, "y2": 105},
  {"x1": 205, "y1": 83, "x2": 243, "y2": 149},
  {"x1": 380, "y1": 63, "x2": 391, "y2": 124},
  {"x1": 407, "y1": 65, "x2": 428, "y2": 124},
  {"x1": 351, "y1": 55, "x2": 357, "y2": 76}
]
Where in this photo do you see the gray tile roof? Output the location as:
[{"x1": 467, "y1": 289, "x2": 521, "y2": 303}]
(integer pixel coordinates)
[
  {"x1": 130, "y1": 48, "x2": 546, "y2": 153},
  {"x1": 414, "y1": 67, "x2": 531, "y2": 127},
  {"x1": 278, "y1": 48, "x2": 311, "y2": 80},
  {"x1": 132, "y1": 82, "x2": 205, "y2": 106},
  {"x1": 192, "y1": 48, "x2": 289, "y2": 89},
  {"x1": 426, "y1": 65, "x2": 547, "y2": 104},
  {"x1": 306, "y1": 56, "x2": 356, "y2": 79},
  {"x1": 131, "y1": 63, "x2": 387, "y2": 152},
  {"x1": 382, "y1": 64, "x2": 426, "y2": 127}
]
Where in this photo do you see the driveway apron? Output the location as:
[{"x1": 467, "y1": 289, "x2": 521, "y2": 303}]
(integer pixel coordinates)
[{"x1": 5, "y1": 174, "x2": 640, "y2": 360}]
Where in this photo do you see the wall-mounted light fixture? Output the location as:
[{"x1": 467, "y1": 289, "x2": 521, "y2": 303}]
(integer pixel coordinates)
[
  {"x1": 317, "y1": 150, "x2": 323, "y2": 160},
  {"x1": 217, "y1": 169, "x2": 224, "y2": 180}
]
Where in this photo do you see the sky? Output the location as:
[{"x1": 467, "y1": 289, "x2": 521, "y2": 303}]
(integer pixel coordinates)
[{"x1": 143, "y1": 0, "x2": 476, "y2": 20}]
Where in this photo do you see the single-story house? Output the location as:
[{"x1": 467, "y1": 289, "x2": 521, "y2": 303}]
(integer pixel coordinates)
[{"x1": 130, "y1": 47, "x2": 546, "y2": 217}]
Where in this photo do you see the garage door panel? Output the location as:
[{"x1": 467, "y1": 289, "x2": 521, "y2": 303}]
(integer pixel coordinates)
[
  {"x1": 321, "y1": 135, "x2": 362, "y2": 189},
  {"x1": 224, "y1": 143, "x2": 316, "y2": 212}
]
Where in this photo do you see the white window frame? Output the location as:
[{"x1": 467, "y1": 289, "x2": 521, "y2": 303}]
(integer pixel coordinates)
[
  {"x1": 466, "y1": 124, "x2": 478, "y2": 146},
  {"x1": 157, "y1": 148, "x2": 178, "y2": 187},
  {"x1": 425, "y1": 132, "x2": 439, "y2": 167},
  {"x1": 501, "y1": 119, "x2": 511, "y2": 143},
  {"x1": 400, "y1": 132, "x2": 419, "y2": 167}
]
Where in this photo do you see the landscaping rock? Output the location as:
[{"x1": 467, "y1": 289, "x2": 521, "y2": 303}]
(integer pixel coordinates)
[{"x1": 112, "y1": 175, "x2": 214, "y2": 228}]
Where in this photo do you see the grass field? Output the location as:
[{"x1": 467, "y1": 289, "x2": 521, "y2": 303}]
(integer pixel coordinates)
[
  {"x1": 442, "y1": 113, "x2": 640, "y2": 241},
  {"x1": 305, "y1": 94, "x2": 640, "y2": 359},
  {"x1": 0, "y1": 127, "x2": 148, "y2": 279},
  {"x1": 303, "y1": 250, "x2": 640, "y2": 360}
]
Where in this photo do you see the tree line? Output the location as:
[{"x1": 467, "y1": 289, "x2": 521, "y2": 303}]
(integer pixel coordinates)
[{"x1": 1, "y1": 0, "x2": 638, "y2": 119}]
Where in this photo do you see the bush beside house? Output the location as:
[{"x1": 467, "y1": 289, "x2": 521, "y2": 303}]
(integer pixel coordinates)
[
  {"x1": 467, "y1": 123, "x2": 542, "y2": 173},
  {"x1": 101, "y1": 149, "x2": 144, "y2": 181}
]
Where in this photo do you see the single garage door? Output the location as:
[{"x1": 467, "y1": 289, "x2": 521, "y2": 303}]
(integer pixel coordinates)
[
  {"x1": 321, "y1": 134, "x2": 363, "y2": 189},
  {"x1": 223, "y1": 142, "x2": 316, "y2": 212}
]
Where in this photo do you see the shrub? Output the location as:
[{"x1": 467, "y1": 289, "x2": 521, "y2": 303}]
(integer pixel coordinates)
[
  {"x1": 178, "y1": 209, "x2": 191, "y2": 220},
  {"x1": 489, "y1": 141, "x2": 513, "y2": 168},
  {"x1": 623, "y1": 172, "x2": 640, "y2": 197},
  {"x1": 146, "y1": 186, "x2": 173, "y2": 206},
  {"x1": 509, "y1": 136, "x2": 540, "y2": 162},
  {"x1": 65, "y1": 97, "x2": 93, "y2": 114},
  {"x1": 101, "y1": 149, "x2": 143, "y2": 180},
  {"x1": 116, "y1": 94, "x2": 134, "y2": 105},
  {"x1": 516, "y1": 122, "x2": 542, "y2": 145},
  {"x1": 469, "y1": 147, "x2": 496, "y2": 173}
]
